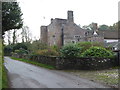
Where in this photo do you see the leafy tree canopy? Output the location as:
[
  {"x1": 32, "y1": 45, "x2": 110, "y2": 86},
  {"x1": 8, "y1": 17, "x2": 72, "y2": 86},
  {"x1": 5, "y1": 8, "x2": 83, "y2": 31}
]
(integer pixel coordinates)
[
  {"x1": 82, "y1": 22, "x2": 98, "y2": 30},
  {"x1": 109, "y1": 22, "x2": 118, "y2": 31},
  {"x1": 2, "y1": 2, "x2": 23, "y2": 35},
  {"x1": 98, "y1": 24, "x2": 109, "y2": 30}
]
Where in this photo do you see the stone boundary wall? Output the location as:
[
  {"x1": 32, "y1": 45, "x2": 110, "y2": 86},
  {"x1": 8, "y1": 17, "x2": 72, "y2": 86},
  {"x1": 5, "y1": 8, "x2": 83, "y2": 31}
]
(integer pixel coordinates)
[
  {"x1": 29, "y1": 55, "x2": 56, "y2": 66},
  {"x1": 12, "y1": 54, "x2": 117, "y2": 70},
  {"x1": 56, "y1": 57, "x2": 117, "y2": 70}
]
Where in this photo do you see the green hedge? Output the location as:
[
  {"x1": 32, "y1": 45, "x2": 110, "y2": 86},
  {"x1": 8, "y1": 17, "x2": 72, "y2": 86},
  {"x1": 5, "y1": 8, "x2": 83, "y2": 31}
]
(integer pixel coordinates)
[{"x1": 81, "y1": 46, "x2": 114, "y2": 58}]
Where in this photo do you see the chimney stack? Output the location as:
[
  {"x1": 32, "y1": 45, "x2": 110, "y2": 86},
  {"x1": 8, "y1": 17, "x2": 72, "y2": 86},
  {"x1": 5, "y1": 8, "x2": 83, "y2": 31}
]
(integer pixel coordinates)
[
  {"x1": 92, "y1": 23, "x2": 98, "y2": 30},
  {"x1": 51, "y1": 18, "x2": 53, "y2": 23},
  {"x1": 67, "y1": 11, "x2": 74, "y2": 22}
]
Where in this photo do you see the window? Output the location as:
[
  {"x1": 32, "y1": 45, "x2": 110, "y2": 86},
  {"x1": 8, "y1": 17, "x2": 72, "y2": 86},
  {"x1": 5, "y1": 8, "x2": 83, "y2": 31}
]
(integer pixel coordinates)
[
  {"x1": 85, "y1": 32, "x2": 89, "y2": 36},
  {"x1": 74, "y1": 35, "x2": 81, "y2": 38},
  {"x1": 71, "y1": 40, "x2": 76, "y2": 43},
  {"x1": 52, "y1": 35, "x2": 55, "y2": 37},
  {"x1": 48, "y1": 29, "x2": 49, "y2": 32},
  {"x1": 77, "y1": 38, "x2": 80, "y2": 41}
]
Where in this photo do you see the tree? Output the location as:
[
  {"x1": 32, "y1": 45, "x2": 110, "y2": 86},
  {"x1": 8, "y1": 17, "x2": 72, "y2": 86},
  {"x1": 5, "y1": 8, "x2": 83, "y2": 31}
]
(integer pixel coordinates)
[
  {"x1": 82, "y1": 22, "x2": 97, "y2": 30},
  {"x1": 21, "y1": 26, "x2": 32, "y2": 43},
  {"x1": 98, "y1": 24, "x2": 109, "y2": 30},
  {"x1": 13, "y1": 43, "x2": 28, "y2": 51},
  {"x1": 12, "y1": 29, "x2": 18, "y2": 45},
  {"x1": 109, "y1": 22, "x2": 118, "y2": 30},
  {"x1": 7, "y1": 30, "x2": 12, "y2": 45},
  {"x1": 82, "y1": 25, "x2": 91, "y2": 30},
  {"x1": 2, "y1": 2, "x2": 23, "y2": 35}
]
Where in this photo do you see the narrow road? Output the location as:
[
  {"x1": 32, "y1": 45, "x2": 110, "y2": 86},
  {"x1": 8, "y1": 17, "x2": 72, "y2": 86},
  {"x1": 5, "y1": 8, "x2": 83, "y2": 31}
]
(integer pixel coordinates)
[{"x1": 4, "y1": 57, "x2": 109, "y2": 88}]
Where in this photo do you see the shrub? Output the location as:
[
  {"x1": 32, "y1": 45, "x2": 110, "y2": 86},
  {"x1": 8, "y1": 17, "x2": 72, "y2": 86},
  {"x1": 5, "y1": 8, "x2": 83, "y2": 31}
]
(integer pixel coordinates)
[
  {"x1": 60, "y1": 43, "x2": 81, "y2": 58},
  {"x1": 13, "y1": 43, "x2": 28, "y2": 51},
  {"x1": 29, "y1": 40, "x2": 48, "y2": 53},
  {"x1": 50, "y1": 45, "x2": 60, "y2": 52},
  {"x1": 4, "y1": 43, "x2": 30, "y2": 56},
  {"x1": 35, "y1": 49, "x2": 59, "y2": 56},
  {"x1": 14, "y1": 48, "x2": 29, "y2": 55},
  {"x1": 81, "y1": 46, "x2": 114, "y2": 58},
  {"x1": 4, "y1": 45, "x2": 14, "y2": 56},
  {"x1": 76, "y1": 42, "x2": 104, "y2": 53}
]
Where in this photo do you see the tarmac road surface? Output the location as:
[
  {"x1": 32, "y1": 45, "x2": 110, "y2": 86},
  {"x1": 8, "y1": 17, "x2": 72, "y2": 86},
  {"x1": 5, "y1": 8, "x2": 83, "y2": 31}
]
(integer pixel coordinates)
[{"x1": 4, "y1": 57, "x2": 109, "y2": 88}]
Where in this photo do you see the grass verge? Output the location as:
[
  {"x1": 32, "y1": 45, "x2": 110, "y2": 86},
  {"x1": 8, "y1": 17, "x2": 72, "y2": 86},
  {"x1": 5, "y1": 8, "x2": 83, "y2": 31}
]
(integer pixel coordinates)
[
  {"x1": 11, "y1": 57, "x2": 55, "y2": 70},
  {"x1": 0, "y1": 40, "x2": 2, "y2": 89},
  {"x1": 2, "y1": 61, "x2": 9, "y2": 88},
  {"x1": 1, "y1": 40, "x2": 9, "y2": 88},
  {"x1": 64, "y1": 69, "x2": 119, "y2": 88}
]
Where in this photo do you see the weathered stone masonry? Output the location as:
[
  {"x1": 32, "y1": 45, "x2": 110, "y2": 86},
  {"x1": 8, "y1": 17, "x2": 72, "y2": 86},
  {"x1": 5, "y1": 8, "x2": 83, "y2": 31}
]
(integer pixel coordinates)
[{"x1": 40, "y1": 11, "x2": 104, "y2": 47}]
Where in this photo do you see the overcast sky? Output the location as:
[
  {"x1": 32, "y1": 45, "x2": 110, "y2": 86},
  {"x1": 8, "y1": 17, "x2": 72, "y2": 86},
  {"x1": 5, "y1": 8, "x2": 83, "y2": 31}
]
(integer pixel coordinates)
[{"x1": 17, "y1": 0, "x2": 119, "y2": 40}]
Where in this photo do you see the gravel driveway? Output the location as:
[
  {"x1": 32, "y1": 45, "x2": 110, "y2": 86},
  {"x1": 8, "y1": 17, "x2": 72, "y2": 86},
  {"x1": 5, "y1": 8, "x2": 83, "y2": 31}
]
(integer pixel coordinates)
[{"x1": 4, "y1": 57, "x2": 110, "y2": 88}]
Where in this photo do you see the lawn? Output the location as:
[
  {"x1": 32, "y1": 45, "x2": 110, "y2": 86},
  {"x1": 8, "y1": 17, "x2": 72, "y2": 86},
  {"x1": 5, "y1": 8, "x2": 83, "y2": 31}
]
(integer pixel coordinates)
[{"x1": 64, "y1": 68, "x2": 119, "y2": 88}]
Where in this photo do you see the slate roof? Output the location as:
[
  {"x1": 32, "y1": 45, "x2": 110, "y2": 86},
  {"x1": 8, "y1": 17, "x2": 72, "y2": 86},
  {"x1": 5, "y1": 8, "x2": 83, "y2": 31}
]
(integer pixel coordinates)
[
  {"x1": 86, "y1": 30, "x2": 119, "y2": 39},
  {"x1": 98, "y1": 30, "x2": 119, "y2": 39}
]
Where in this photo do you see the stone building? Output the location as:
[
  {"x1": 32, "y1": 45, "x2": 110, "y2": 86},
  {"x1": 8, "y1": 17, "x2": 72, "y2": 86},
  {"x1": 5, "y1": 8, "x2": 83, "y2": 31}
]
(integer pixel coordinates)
[{"x1": 40, "y1": 11, "x2": 104, "y2": 47}]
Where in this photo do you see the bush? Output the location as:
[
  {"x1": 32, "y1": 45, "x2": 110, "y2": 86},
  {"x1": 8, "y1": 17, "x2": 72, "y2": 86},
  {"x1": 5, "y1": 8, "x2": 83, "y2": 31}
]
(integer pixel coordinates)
[
  {"x1": 81, "y1": 46, "x2": 114, "y2": 58},
  {"x1": 29, "y1": 40, "x2": 48, "y2": 53},
  {"x1": 13, "y1": 43, "x2": 28, "y2": 51},
  {"x1": 14, "y1": 48, "x2": 29, "y2": 55},
  {"x1": 76, "y1": 42, "x2": 104, "y2": 53},
  {"x1": 4, "y1": 45, "x2": 14, "y2": 56},
  {"x1": 60, "y1": 43, "x2": 81, "y2": 58},
  {"x1": 35, "y1": 49, "x2": 59, "y2": 56},
  {"x1": 50, "y1": 45, "x2": 60, "y2": 52},
  {"x1": 4, "y1": 43, "x2": 29, "y2": 56}
]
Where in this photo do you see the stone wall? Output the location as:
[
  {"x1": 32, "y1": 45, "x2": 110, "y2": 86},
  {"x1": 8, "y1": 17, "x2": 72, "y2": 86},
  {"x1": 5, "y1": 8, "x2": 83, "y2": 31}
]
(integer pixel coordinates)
[
  {"x1": 41, "y1": 11, "x2": 89, "y2": 48},
  {"x1": 63, "y1": 22, "x2": 86, "y2": 44},
  {"x1": 47, "y1": 18, "x2": 87, "y2": 47},
  {"x1": 12, "y1": 54, "x2": 117, "y2": 70},
  {"x1": 47, "y1": 18, "x2": 67, "y2": 47},
  {"x1": 29, "y1": 55, "x2": 56, "y2": 66},
  {"x1": 56, "y1": 57, "x2": 117, "y2": 70},
  {"x1": 87, "y1": 36, "x2": 104, "y2": 43}
]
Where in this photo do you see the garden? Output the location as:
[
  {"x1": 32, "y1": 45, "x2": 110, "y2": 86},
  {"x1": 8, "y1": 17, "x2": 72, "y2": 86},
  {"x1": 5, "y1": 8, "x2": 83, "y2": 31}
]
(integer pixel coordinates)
[{"x1": 4, "y1": 41, "x2": 118, "y2": 70}]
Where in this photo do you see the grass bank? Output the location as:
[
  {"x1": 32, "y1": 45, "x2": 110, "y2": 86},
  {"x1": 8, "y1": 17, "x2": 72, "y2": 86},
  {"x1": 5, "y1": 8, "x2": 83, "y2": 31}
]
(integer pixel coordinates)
[
  {"x1": 0, "y1": 40, "x2": 2, "y2": 89},
  {"x1": 64, "y1": 68, "x2": 119, "y2": 88},
  {"x1": 11, "y1": 57, "x2": 55, "y2": 70},
  {"x1": 0, "y1": 40, "x2": 9, "y2": 88},
  {"x1": 2, "y1": 61, "x2": 9, "y2": 88}
]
